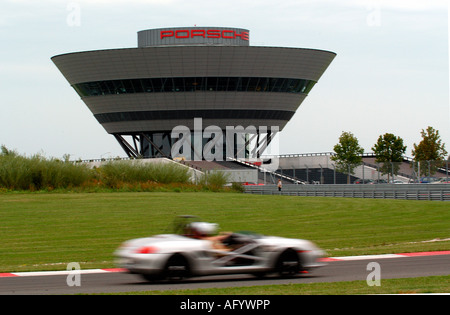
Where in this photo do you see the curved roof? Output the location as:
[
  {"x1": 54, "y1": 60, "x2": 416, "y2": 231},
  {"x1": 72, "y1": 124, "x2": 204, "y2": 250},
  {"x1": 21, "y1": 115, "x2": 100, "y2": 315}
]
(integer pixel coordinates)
[
  {"x1": 51, "y1": 33, "x2": 335, "y2": 135},
  {"x1": 52, "y1": 46, "x2": 335, "y2": 84}
]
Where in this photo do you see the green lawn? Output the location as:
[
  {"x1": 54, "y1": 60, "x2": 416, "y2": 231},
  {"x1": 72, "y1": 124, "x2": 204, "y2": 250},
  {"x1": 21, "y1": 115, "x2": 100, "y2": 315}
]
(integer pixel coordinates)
[
  {"x1": 0, "y1": 192, "x2": 449, "y2": 273},
  {"x1": 113, "y1": 275, "x2": 450, "y2": 295}
]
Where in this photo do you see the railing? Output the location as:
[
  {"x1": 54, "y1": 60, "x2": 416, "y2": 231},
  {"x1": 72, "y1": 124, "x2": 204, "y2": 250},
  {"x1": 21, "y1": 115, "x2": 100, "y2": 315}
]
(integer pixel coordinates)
[
  {"x1": 244, "y1": 184, "x2": 450, "y2": 201},
  {"x1": 229, "y1": 157, "x2": 306, "y2": 184}
]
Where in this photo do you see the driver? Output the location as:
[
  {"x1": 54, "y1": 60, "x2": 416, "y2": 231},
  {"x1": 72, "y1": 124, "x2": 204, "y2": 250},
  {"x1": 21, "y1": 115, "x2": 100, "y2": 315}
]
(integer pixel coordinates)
[{"x1": 188, "y1": 222, "x2": 232, "y2": 251}]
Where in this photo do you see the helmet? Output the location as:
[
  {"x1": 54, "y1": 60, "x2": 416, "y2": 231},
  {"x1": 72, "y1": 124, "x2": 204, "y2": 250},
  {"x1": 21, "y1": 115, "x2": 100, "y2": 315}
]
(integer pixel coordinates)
[{"x1": 189, "y1": 222, "x2": 218, "y2": 236}]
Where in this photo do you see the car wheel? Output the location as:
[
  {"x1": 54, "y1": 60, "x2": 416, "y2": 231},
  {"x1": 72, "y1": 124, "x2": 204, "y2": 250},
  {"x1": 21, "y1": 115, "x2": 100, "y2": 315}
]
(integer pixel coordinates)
[
  {"x1": 276, "y1": 249, "x2": 301, "y2": 277},
  {"x1": 164, "y1": 254, "x2": 190, "y2": 281}
]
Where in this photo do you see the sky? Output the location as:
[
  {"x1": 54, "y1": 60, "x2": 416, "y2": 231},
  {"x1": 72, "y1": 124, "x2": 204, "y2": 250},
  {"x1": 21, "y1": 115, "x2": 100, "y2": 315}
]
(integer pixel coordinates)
[{"x1": 0, "y1": 0, "x2": 449, "y2": 160}]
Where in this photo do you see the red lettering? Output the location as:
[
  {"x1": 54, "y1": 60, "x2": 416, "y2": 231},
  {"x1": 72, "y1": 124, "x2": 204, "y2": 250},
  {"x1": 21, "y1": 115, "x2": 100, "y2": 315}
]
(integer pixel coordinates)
[
  {"x1": 206, "y1": 29, "x2": 221, "y2": 38},
  {"x1": 160, "y1": 30, "x2": 173, "y2": 39},
  {"x1": 191, "y1": 30, "x2": 205, "y2": 38},
  {"x1": 160, "y1": 29, "x2": 249, "y2": 41},
  {"x1": 175, "y1": 30, "x2": 189, "y2": 38},
  {"x1": 222, "y1": 30, "x2": 234, "y2": 39},
  {"x1": 234, "y1": 31, "x2": 249, "y2": 41}
]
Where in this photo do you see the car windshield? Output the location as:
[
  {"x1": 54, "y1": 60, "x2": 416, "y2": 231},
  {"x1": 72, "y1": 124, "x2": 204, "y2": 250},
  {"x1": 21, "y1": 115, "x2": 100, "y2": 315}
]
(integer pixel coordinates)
[{"x1": 234, "y1": 231, "x2": 263, "y2": 239}]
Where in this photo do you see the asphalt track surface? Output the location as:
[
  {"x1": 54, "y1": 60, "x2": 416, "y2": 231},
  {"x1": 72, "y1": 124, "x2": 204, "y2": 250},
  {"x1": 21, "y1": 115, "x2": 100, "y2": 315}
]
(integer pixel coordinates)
[{"x1": 0, "y1": 253, "x2": 448, "y2": 295}]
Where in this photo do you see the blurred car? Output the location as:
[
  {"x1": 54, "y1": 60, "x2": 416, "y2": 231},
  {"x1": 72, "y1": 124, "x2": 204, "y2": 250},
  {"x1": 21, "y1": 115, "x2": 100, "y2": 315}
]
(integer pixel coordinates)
[
  {"x1": 389, "y1": 179, "x2": 405, "y2": 184},
  {"x1": 114, "y1": 215, "x2": 325, "y2": 282},
  {"x1": 431, "y1": 177, "x2": 450, "y2": 184},
  {"x1": 353, "y1": 179, "x2": 374, "y2": 184},
  {"x1": 419, "y1": 177, "x2": 439, "y2": 183},
  {"x1": 373, "y1": 179, "x2": 388, "y2": 184}
]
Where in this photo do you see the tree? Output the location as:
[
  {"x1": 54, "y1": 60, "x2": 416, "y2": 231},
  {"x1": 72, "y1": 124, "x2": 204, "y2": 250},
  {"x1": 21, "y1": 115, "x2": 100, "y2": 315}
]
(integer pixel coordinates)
[
  {"x1": 331, "y1": 131, "x2": 364, "y2": 183},
  {"x1": 412, "y1": 126, "x2": 448, "y2": 177},
  {"x1": 371, "y1": 133, "x2": 406, "y2": 181}
]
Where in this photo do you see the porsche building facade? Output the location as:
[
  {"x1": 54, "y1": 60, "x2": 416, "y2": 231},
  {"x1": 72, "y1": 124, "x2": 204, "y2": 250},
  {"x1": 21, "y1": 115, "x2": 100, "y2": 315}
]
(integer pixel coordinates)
[{"x1": 52, "y1": 27, "x2": 336, "y2": 160}]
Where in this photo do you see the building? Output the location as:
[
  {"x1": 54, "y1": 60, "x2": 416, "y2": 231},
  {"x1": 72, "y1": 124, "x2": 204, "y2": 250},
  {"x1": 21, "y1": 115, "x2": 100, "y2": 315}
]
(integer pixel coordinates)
[{"x1": 52, "y1": 27, "x2": 336, "y2": 160}]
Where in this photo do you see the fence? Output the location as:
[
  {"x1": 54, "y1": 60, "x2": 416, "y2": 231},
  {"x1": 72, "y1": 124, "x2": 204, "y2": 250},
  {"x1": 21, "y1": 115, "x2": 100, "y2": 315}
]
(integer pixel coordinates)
[
  {"x1": 244, "y1": 183, "x2": 450, "y2": 201},
  {"x1": 272, "y1": 153, "x2": 450, "y2": 185},
  {"x1": 359, "y1": 158, "x2": 450, "y2": 183}
]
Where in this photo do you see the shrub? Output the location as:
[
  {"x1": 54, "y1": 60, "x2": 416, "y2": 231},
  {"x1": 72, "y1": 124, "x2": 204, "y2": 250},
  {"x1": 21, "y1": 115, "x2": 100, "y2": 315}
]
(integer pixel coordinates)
[
  {"x1": 0, "y1": 145, "x2": 235, "y2": 193},
  {"x1": 197, "y1": 170, "x2": 229, "y2": 191},
  {"x1": 231, "y1": 182, "x2": 245, "y2": 193},
  {"x1": 0, "y1": 147, "x2": 92, "y2": 190},
  {"x1": 94, "y1": 160, "x2": 191, "y2": 188}
]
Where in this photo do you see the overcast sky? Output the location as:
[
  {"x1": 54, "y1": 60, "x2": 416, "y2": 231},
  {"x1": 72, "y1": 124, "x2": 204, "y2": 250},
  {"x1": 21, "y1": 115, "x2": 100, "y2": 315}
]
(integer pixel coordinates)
[{"x1": 1, "y1": 0, "x2": 449, "y2": 160}]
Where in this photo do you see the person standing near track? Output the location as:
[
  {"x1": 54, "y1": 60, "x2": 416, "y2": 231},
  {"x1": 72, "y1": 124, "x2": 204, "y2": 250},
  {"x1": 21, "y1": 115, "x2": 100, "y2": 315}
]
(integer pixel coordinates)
[{"x1": 277, "y1": 179, "x2": 282, "y2": 192}]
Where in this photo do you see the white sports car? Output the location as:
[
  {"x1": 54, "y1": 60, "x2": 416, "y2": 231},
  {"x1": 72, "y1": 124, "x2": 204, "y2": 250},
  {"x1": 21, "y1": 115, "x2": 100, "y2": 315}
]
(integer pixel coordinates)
[{"x1": 114, "y1": 216, "x2": 326, "y2": 281}]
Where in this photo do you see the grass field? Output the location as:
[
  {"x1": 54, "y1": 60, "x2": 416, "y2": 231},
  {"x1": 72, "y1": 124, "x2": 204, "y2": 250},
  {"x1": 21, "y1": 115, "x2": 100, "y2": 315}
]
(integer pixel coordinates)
[
  {"x1": 113, "y1": 275, "x2": 450, "y2": 295},
  {"x1": 0, "y1": 191, "x2": 449, "y2": 274}
]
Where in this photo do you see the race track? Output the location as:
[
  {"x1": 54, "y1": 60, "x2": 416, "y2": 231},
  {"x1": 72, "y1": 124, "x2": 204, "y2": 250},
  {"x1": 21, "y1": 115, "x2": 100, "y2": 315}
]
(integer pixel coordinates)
[{"x1": 0, "y1": 252, "x2": 448, "y2": 295}]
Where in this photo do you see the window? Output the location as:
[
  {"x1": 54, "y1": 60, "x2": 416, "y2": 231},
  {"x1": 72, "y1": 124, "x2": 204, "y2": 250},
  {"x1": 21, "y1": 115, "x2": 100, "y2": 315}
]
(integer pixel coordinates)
[
  {"x1": 151, "y1": 78, "x2": 163, "y2": 92},
  {"x1": 161, "y1": 78, "x2": 173, "y2": 92},
  {"x1": 247, "y1": 77, "x2": 260, "y2": 92},
  {"x1": 112, "y1": 80, "x2": 126, "y2": 94},
  {"x1": 216, "y1": 77, "x2": 229, "y2": 91},
  {"x1": 131, "y1": 79, "x2": 144, "y2": 93},
  {"x1": 94, "y1": 109, "x2": 295, "y2": 123},
  {"x1": 206, "y1": 77, "x2": 217, "y2": 91},
  {"x1": 73, "y1": 77, "x2": 316, "y2": 97},
  {"x1": 172, "y1": 78, "x2": 185, "y2": 92},
  {"x1": 141, "y1": 79, "x2": 153, "y2": 92}
]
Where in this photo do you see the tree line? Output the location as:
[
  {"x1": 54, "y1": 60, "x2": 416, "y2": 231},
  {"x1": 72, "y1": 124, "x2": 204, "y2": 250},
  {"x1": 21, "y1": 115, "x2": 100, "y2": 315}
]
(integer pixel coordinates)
[{"x1": 331, "y1": 126, "x2": 448, "y2": 183}]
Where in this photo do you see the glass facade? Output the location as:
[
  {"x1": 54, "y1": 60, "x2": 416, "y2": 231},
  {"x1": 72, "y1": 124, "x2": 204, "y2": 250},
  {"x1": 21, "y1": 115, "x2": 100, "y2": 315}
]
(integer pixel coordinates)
[
  {"x1": 124, "y1": 131, "x2": 257, "y2": 159},
  {"x1": 94, "y1": 109, "x2": 295, "y2": 123},
  {"x1": 73, "y1": 77, "x2": 316, "y2": 97}
]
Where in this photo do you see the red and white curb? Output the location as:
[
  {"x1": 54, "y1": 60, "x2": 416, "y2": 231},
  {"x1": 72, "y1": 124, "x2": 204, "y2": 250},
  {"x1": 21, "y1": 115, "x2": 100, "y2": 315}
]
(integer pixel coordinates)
[
  {"x1": 0, "y1": 251, "x2": 449, "y2": 278},
  {"x1": 0, "y1": 268, "x2": 125, "y2": 278},
  {"x1": 320, "y1": 250, "x2": 450, "y2": 262}
]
